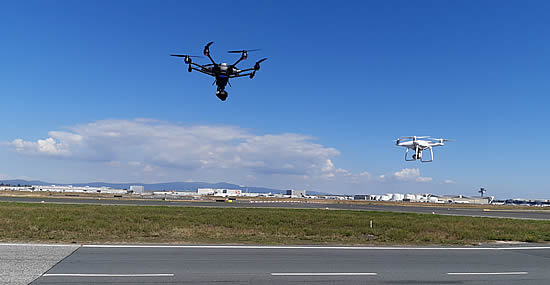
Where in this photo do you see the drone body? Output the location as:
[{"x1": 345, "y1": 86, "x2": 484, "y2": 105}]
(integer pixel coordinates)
[
  {"x1": 171, "y1": 42, "x2": 267, "y2": 101},
  {"x1": 395, "y1": 136, "x2": 454, "y2": 162}
]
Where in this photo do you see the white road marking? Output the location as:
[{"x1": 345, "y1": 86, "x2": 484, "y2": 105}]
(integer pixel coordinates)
[
  {"x1": 43, "y1": 273, "x2": 174, "y2": 277},
  {"x1": 447, "y1": 272, "x2": 528, "y2": 275},
  {"x1": 82, "y1": 244, "x2": 550, "y2": 250},
  {"x1": 1, "y1": 243, "x2": 548, "y2": 251},
  {"x1": 271, "y1": 273, "x2": 377, "y2": 276}
]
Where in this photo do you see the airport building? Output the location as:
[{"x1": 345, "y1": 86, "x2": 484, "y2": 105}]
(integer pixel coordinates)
[
  {"x1": 152, "y1": 191, "x2": 198, "y2": 196},
  {"x1": 31, "y1": 185, "x2": 128, "y2": 194},
  {"x1": 2, "y1": 182, "x2": 546, "y2": 206},
  {"x1": 197, "y1": 188, "x2": 242, "y2": 197},
  {"x1": 0, "y1": 186, "x2": 32, "y2": 192},
  {"x1": 129, "y1": 185, "x2": 145, "y2": 194},
  {"x1": 356, "y1": 193, "x2": 493, "y2": 204},
  {"x1": 434, "y1": 195, "x2": 493, "y2": 204},
  {"x1": 286, "y1": 189, "x2": 306, "y2": 198}
]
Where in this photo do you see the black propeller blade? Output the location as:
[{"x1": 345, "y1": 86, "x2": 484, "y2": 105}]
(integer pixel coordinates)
[
  {"x1": 170, "y1": 54, "x2": 202, "y2": 58},
  {"x1": 204, "y1": 42, "x2": 214, "y2": 56},
  {"x1": 170, "y1": 54, "x2": 202, "y2": 64},
  {"x1": 254, "y1": 58, "x2": 267, "y2": 70},
  {"x1": 227, "y1": 49, "x2": 261, "y2": 53}
]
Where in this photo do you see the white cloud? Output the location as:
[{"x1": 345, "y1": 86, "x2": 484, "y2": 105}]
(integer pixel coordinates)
[
  {"x1": 444, "y1": 179, "x2": 456, "y2": 184},
  {"x1": 384, "y1": 168, "x2": 433, "y2": 183},
  {"x1": 128, "y1": 161, "x2": 142, "y2": 167},
  {"x1": 415, "y1": 176, "x2": 433, "y2": 183},
  {"x1": 393, "y1": 168, "x2": 421, "y2": 181},
  {"x1": 12, "y1": 138, "x2": 71, "y2": 156},
  {"x1": 9, "y1": 119, "x2": 348, "y2": 179}
]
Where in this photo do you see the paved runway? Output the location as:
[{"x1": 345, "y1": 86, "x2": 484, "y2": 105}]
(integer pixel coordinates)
[
  {"x1": 29, "y1": 244, "x2": 550, "y2": 284},
  {"x1": 2, "y1": 195, "x2": 550, "y2": 220}
]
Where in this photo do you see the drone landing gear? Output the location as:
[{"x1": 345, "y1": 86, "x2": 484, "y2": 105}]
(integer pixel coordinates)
[
  {"x1": 216, "y1": 90, "x2": 228, "y2": 101},
  {"x1": 421, "y1": 147, "x2": 433, "y2": 163},
  {"x1": 405, "y1": 148, "x2": 433, "y2": 162},
  {"x1": 405, "y1": 148, "x2": 417, "y2": 161}
]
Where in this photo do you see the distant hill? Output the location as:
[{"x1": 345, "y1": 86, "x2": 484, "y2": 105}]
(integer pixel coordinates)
[
  {"x1": 0, "y1": 179, "x2": 328, "y2": 195},
  {"x1": 0, "y1": 179, "x2": 50, "y2": 186}
]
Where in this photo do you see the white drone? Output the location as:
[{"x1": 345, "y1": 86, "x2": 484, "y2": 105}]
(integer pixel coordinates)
[{"x1": 395, "y1": 136, "x2": 454, "y2": 162}]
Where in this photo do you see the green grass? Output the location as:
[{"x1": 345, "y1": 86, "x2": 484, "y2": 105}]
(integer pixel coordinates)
[{"x1": 1, "y1": 202, "x2": 550, "y2": 245}]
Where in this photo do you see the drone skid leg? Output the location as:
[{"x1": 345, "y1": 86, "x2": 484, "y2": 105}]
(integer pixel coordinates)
[
  {"x1": 405, "y1": 148, "x2": 416, "y2": 161},
  {"x1": 421, "y1": 147, "x2": 434, "y2": 163}
]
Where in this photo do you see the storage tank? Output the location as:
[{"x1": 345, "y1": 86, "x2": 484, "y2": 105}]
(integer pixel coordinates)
[
  {"x1": 393, "y1": 193, "x2": 404, "y2": 201},
  {"x1": 381, "y1": 194, "x2": 392, "y2": 201}
]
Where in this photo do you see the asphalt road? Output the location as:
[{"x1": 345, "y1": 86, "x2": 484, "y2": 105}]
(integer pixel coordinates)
[
  {"x1": 2, "y1": 195, "x2": 550, "y2": 220},
  {"x1": 30, "y1": 245, "x2": 550, "y2": 284}
]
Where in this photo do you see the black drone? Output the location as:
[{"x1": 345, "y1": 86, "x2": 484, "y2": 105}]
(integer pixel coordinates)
[{"x1": 171, "y1": 42, "x2": 267, "y2": 101}]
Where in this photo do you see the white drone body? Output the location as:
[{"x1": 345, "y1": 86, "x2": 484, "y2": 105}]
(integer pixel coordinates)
[{"x1": 395, "y1": 136, "x2": 454, "y2": 162}]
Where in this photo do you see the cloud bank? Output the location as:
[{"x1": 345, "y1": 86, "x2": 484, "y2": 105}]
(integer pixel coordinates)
[
  {"x1": 11, "y1": 119, "x2": 344, "y2": 175},
  {"x1": 9, "y1": 119, "x2": 442, "y2": 193}
]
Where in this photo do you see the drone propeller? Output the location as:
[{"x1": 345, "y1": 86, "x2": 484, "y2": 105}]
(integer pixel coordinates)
[
  {"x1": 228, "y1": 49, "x2": 260, "y2": 61},
  {"x1": 400, "y1": 136, "x2": 430, "y2": 140},
  {"x1": 170, "y1": 54, "x2": 202, "y2": 58},
  {"x1": 254, "y1": 58, "x2": 267, "y2": 70},
  {"x1": 249, "y1": 58, "x2": 267, "y2": 79},
  {"x1": 204, "y1": 42, "x2": 214, "y2": 57},
  {"x1": 227, "y1": 49, "x2": 261, "y2": 53},
  {"x1": 171, "y1": 54, "x2": 202, "y2": 64}
]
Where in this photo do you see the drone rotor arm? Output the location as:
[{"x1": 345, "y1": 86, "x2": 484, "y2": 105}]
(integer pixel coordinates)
[
  {"x1": 190, "y1": 66, "x2": 215, "y2": 76},
  {"x1": 234, "y1": 58, "x2": 267, "y2": 76},
  {"x1": 230, "y1": 53, "x2": 246, "y2": 68},
  {"x1": 233, "y1": 67, "x2": 255, "y2": 73},
  {"x1": 205, "y1": 54, "x2": 217, "y2": 65},
  {"x1": 229, "y1": 72, "x2": 254, "y2": 78},
  {"x1": 189, "y1": 62, "x2": 211, "y2": 69},
  {"x1": 203, "y1": 42, "x2": 217, "y2": 65},
  {"x1": 231, "y1": 59, "x2": 244, "y2": 68}
]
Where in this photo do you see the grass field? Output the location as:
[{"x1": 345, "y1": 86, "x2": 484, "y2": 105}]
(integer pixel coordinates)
[{"x1": 1, "y1": 201, "x2": 550, "y2": 245}]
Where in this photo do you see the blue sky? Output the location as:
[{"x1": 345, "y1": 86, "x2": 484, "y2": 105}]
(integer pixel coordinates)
[{"x1": 1, "y1": 1, "x2": 549, "y2": 198}]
